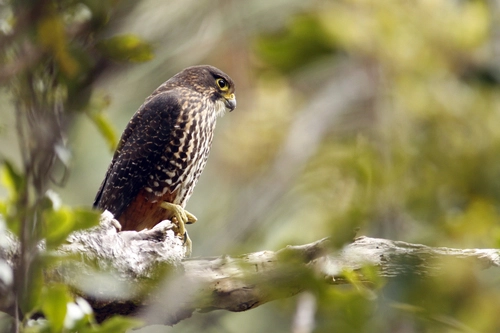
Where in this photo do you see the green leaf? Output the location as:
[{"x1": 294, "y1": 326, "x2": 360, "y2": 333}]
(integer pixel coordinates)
[
  {"x1": 20, "y1": 256, "x2": 44, "y2": 316},
  {"x1": 89, "y1": 112, "x2": 118, "y2": 152},
  {"x1": 72, "y1": 208, "x2": 100, "y2": 230},
  {"x1": 44, "y1": 207, "x2": 100, "y2": 249},
  {"x1": 0, "y1": 161, "x2": 24, "y2": 235},
  {"x1": 1, "y1": 160, "x2": 23, "y2": 200},
  {"x1": 97, "y1": 34, "x2": 154, "y2": 63},
  {"x1": 40, "y1": 284, "x2": 72, "y2": 333},
  {"x1": 44, "y1": 207, "x2": 74, "y2": 249},
  {"x1": 0, "y1": 200, "x2": 6, "y2": 217},
  {"x1": 85, "y1": 316, "x2": 143, "y2": 333}
]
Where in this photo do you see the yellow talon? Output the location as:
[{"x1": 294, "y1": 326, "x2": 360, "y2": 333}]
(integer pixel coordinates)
[
  {"x1": 185, "y1": 211, "x2": 197, "y2": 224},
  {"x1": 160, "y1": 202, "x2": 196, "y2": 256}
]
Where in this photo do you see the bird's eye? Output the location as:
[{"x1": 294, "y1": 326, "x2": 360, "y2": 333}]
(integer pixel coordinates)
[{"x1": 216, "y1": 78, "x2": 228, "y2": 91}]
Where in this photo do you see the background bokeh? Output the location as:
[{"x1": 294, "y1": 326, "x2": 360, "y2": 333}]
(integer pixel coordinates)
[{"x1": 3, "y1": 0, "x2": 500, "y2": 332}]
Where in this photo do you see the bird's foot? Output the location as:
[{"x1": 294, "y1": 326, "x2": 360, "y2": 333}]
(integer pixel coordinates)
[
  {"x1": 159, "y1": 202, "x2": 197, "y2": 234},
  {"x1": 160, "y1": 202, "x2": 197, "y2": 256}
]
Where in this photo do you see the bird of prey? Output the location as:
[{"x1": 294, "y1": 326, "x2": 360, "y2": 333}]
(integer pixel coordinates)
[{"x1": 93, "y1": 65, "x2": 236, "y2": 254}]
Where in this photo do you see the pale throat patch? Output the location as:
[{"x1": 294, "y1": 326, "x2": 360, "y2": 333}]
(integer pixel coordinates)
[{"x1": 215, "y1": 99, "x2": 228, "y2": 118}]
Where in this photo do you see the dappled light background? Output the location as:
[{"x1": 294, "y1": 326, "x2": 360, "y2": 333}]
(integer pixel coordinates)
[{"x1": 3, "y1": 0, "x2": 500, "y2": 332}]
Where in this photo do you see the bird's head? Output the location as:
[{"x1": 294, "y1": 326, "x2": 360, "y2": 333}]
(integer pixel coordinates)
[{"x1": 171, "y1": 65, "x2": 236, "y2": 116}]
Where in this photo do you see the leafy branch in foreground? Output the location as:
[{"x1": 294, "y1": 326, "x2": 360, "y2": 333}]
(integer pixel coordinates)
[{"x1": 0, "y1": 0, "x2": 155, "y2": 331}]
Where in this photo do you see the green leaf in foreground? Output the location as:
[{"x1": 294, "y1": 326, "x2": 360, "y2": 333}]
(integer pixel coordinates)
[
  {"x1": 44, "y1": 207, "x2": 100, "y2": 249},
  {"x1": 1, "y1": 161, "x2": 23, "y2": 199},
  {"x1": 40, "y1": 284, "x2": 72, "y2": 333},
  {"x1": 85, "y1": 316, "x2": 143, "y2": 333},
  {"x1": 88, "y1": 112, "x2": 118, "y2": 152},
  {"x1": 0, "y1": 161, "x2": 25, "y2": 235}
]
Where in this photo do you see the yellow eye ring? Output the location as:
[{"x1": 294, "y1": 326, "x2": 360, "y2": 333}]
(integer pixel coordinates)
[{"x1": 216, "y1": 78, "x2": 229, "y2": 91}]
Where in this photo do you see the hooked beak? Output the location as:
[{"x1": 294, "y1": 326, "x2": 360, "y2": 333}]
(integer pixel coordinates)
[{"x1": 225, "y1": 94, "x2": 237, "y2": 112}]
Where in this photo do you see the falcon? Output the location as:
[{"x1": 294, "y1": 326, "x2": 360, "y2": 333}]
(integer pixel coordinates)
[{"x1": 93, "y1": 65, "x2": 236, "y2": 254}]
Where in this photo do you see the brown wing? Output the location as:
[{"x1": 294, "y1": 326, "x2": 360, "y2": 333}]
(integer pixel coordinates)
[{"x1": 93, "y1": 92, "x2": 182, "y2": 220}]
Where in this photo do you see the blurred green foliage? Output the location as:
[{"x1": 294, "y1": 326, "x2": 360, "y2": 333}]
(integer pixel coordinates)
[
  {"x1": 255, "y1": 13, "x2": 337, "y2": 73},
  {"x1": 220, "y1": 0, "x2": 500, "y2": 332},
  {"x1": 0, "y1": 0, "x2": 152, "y2": 331},
  {"x1": 97, "y1": 34, "x2": 155, "y2": 63},
  {"x1": 2, "y1": 0, "x2": 500, "y2": 332}
]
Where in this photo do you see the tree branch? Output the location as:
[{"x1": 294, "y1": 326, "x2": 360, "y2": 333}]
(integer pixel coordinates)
[{"x1": 1, "y1": 213, "x2": 499, "y2": 326}]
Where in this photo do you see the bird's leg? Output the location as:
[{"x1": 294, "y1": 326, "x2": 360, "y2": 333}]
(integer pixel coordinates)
[{"x1": 160, "y1": 202, "x2": 197, "y2": 255}]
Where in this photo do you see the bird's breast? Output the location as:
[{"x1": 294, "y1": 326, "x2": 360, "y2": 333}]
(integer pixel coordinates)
[{"x1": 144, "y1": 105, "x2": 218, "y2": 207}]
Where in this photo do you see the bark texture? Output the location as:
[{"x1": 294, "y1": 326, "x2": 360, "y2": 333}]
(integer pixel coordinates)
[{"x1": 0, "y1": 213, "x2": 499, "y2": 326}]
